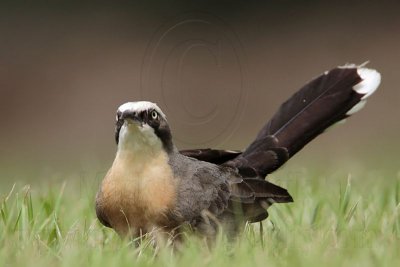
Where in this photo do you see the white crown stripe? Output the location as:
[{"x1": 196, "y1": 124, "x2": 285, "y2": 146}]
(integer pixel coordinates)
[{"x1": 118, "y1": 101, "x2": 167, "y2": 120}]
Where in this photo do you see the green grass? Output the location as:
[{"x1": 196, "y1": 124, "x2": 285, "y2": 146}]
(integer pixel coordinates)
[{"x1": 1, "y1": 166, "x2": 399, "y2": 267}]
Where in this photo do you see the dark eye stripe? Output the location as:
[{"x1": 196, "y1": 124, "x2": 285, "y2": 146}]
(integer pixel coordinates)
[{"x1": 116, "y1": 111, "x2": 122, "y2": 121}]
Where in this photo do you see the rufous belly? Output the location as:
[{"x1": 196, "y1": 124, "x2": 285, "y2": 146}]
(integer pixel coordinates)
[{"x1": 98, "y1": 150, "x2": 176, "y2": 236}]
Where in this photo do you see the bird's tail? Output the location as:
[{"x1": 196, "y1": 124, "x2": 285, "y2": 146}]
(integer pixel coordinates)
[{"x1": 227, "y1": 64, "x2": 381, "y2": 178}]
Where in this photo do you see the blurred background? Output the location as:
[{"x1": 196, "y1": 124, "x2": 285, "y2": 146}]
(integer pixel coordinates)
[{"x1": 0, "y1": 0, "x2": 399, "y2": 186}]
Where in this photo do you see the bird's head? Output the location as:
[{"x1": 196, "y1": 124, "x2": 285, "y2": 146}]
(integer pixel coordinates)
[{"x1": 115, "y1": 101, "x2": 174, "y2": 153}]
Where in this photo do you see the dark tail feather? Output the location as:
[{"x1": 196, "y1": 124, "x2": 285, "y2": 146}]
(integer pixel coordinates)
[
  {"x1": 227, "y1": 64, "x2": 381, "y2": 177},
  {"x1": 180, "y1": 149, "x2": 241, "y2": 164}
]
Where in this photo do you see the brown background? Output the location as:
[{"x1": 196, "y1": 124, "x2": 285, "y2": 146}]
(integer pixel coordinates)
[{"x1": 0, "y1": 0, "x2": 399, "y2": 181}]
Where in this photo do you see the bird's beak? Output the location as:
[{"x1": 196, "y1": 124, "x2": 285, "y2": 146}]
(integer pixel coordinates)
[{"x1": 121, "y1": 111, "x2": 142, "y2": 126}]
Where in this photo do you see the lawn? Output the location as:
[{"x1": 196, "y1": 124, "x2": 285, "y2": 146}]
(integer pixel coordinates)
[{"x1": 1, "y1": 162, "x2": 399, "y2": 267}]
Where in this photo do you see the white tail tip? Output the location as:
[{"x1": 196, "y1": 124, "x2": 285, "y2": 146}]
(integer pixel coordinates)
[{"x1": 353, "y1": 68, "x2": 381, "y2": 99}]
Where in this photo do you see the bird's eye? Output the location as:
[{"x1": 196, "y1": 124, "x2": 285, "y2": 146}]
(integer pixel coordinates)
[{"x1": 151, "y1": 110, "x2": 158, "y2": 120}]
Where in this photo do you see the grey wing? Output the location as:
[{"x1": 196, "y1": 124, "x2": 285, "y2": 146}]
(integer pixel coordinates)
[
  {"x1": 169, "y1": 157, "x2": 231, "y2": 224},
  {"x1": 169, "y1": 154, "x2": 292, "y2": 229}
]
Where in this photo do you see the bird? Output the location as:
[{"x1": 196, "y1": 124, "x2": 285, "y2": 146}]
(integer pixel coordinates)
[{"x1": 95, "y1": 64, "x2": 381, "y2": 241}]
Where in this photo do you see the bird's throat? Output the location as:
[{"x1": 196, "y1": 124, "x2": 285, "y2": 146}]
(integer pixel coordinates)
[{"x1": 118, "y1": 123, "x2": 163, "y2": 155}]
